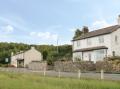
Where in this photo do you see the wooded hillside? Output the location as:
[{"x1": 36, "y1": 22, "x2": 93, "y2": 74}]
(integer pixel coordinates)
[{"x1": 0, "y1": 42, "x2": 72, "y2": 64}]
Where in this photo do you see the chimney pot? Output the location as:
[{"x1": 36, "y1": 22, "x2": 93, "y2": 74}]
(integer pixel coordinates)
[
  {"x1": 82, "y1": 26, "x2": 89, "y2": 34},
  {"x1": 118, "y1": 15, "x2": 120, "y2": 25}
]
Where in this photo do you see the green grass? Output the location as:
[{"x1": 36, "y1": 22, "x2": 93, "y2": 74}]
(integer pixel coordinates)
[{"x1": 0, "y1": 72, "x2": 119, "y2": 89}]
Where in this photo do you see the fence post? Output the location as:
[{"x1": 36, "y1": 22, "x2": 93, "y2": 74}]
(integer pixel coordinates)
[
  {"x1": 101, "y1": 69, "x2": 104, "y2": 80},
  {"x1": 43, "y1": 68, "x2": 46, "y2": 77},
  {"x1": 58, "y1": 69, "x2": 61, "y2": 78},
  {"x1": 78, "y1": 69, "x2": 81, "y2": 79}
]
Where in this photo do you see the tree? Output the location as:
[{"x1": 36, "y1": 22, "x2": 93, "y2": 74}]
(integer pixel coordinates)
[
  {"x1": 42, "y1": 51, "x2": 48, "y2": 60},
  {"x1": 0, "y1": 42, "x2": 72, "y2": 64},
  {"x1": 73, "y1": 29, "x2": 83, "y2": 39}
]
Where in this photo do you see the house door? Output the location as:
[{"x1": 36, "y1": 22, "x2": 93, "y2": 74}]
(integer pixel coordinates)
[{"x1": 17, "y1": 59, "x2": 24, "y2": 68}]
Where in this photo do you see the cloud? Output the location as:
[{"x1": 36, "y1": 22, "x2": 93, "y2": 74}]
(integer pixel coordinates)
[
  {"x1": 0, "y1": 16, "x2": 64, "y2": 45},
  {"x1": 1, "y1": 24, "x2": 14, "y2": 33},
  {"x1": 0, "y1": 16, "x2": 32, "y2": 44},
  {"x1": 0, "y1": 16, "x2": 28, "y2": 32},
  {"x1": 30, "y1": 31, "x2": 58, "y2": 41},
  {"x1": 30, "y1": 32, "x2": 36, "y2": 36},
  {"x1": 93, "y1": 20, "x2": 110, "y2": 27},
  {"x1": 91, "y1": 19, "x2": 114, "y2": 30}
]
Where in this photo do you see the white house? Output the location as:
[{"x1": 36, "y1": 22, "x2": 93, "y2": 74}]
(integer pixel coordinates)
[
  {"x1": 11, "y1": 47, "x2": 43, "y2": 67},
  {"x1": 72, "y1": 15, "x2": 120, "y2": 62}
]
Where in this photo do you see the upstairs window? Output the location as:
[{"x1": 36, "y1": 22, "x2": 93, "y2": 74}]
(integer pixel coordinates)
[
  {"x1": 87, "y1": 38, "x2": 92, "y2": 45},
  {"x1": 99, "y1": 36, "x2": 104, "y2": 43},
  {"x1": 77, "y1": 40, "x2": 81, "y2": 47}
]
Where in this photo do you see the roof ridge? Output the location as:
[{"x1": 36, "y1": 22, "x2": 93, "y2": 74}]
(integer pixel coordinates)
[
  {"x1": 73, "y1": 25, "x2": 120, "y2": 41},
  {"x1": 89, "y1": 25, "x2": 118, "y2": 33}
]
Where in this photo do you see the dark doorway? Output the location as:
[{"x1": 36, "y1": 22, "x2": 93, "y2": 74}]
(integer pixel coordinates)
[{"x1": 17, "y1": 59, "x2": 24, "y2": 68}]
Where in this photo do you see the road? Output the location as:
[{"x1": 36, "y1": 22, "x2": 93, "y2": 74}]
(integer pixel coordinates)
[{"x1": 0, "y1": 67, "x2": 120, "y2": 81}]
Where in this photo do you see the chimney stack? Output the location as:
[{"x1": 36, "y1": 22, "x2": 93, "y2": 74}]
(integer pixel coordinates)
[
  {"x1": 82, "y1": 26, "x2": 89, "y2": 34},
  {"x1": 118, "y1": 15, "x2": 120, "y2": 25}
]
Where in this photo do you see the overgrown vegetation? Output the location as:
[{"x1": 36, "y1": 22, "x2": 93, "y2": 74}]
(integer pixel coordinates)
[
  {"x1": 73, "y1": 26, "x2": 89, "y2": 39},
  {"x1": 0, "y1": 72, "x2": 119, "y2": 89},
  {"x1": 73, "y1": 29, "x2": 83, "y2": 39},
  {"x1": 0, "y1": 42, "x2": 72, "y2": 64}
]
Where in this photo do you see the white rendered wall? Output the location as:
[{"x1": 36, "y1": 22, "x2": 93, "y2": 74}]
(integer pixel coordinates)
[
  {"x1": 111, "y1": 28, "x2": 120, "y2": 56},
  {"x1": 73, "y1": 33, "x2": 113, "y2": 62}
]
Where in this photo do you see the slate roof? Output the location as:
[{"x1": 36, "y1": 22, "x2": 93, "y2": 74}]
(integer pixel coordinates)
[
  {"x1": 73, "y1": 46, "x2": 108, "y2": 52},
  {"x1": 73, "y1": 25, "x2": 120, "y2": 41}
]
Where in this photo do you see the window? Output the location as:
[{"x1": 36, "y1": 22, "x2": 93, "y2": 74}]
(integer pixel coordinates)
[
  {"x1": 99, "y1": 36, "x2": 104, "y2": 43},
  {"x1": 87, "y1": 38, "x2": 91, "y2": 45},
  {"x1": 77, "y1": 40, "x2": 81, "y2": 47},
  {"x1": 115, "y1": 35, "x2": 118, "y2": 44},
  {"x1": 112, "y1": 51, "x2": 115, "y2": 56},
  {"x1": 74, "y1": 52, "x2": 82, "y2": 61},
  {"x1": 96, "y1": 49, "x2": 105, "y2": 60}
]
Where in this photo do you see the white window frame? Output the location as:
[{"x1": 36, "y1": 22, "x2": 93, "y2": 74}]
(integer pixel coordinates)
[
  {"x1": 98, "y1": 36, "x2": 104, "y2": 43},
  {"x1": 87, "y1": 38, "x2": 92, "y2": 45},
  {"x1": 95, "y1": 49, "x2": 105, "y2": 60},
  {"x1": 77, "y1": 40, "x2": 81, "y2": 47}
]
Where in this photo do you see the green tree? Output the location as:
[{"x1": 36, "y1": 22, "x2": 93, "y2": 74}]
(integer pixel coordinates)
[
  {"x1": 0, "y1": 42, "x2": 72, "y2": 65},
  {"x1": 42, "y1": 51, "x2": 48, "y2": 60},
  {"x1": 73, "y1": 29, "x2": 83, "y2": 39}
]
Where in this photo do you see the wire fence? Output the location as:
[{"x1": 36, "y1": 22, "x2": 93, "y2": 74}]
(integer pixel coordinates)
[{"x1": 0, "y1": 67, "x2": 120, "y2": 81}]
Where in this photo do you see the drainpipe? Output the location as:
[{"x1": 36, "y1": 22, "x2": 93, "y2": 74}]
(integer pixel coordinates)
[{"x1": 82, "y1": 52, "x2": 83, "y2": 60}]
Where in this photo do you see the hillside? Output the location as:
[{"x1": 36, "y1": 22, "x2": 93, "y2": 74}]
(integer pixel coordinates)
[{"x1": 0, "y1": 42, "x2": 72, "y2": 64}]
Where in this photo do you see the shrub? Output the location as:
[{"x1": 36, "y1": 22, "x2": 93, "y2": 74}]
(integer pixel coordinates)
[
  {"x1": 95, "y1": 61, "x2": 113, "y2": 72},
  {"x1": 96, "y1": 56, "x2": 120, "y2": 72},
  {"x1": 0, "y1": 64, "x2": 8, "y2": 67},
  {"x1": 105, "y1": 56, "x2": 120, "y2": 61}
]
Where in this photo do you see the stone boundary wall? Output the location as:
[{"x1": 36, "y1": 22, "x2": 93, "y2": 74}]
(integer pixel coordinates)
[
  {"x1": 54, "y1": 61, "x2": 95, "y2": 72},
  {"x1": 96, "y1": 61, "x2": 120, "y2": 72},
  {"x1": 54, "y1": 61, "x2": 77, "y2": 72},
  {"x1": 54, "y1": 61, "x2": 120, "y2": 72},
  {"x1": 28, "y1": 61, "x2": 47, "y2": 71}
]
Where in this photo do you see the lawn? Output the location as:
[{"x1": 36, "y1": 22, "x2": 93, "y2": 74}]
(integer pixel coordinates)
[{"x1": 0, "y1": 72, "x2": 119, "y2": 89}]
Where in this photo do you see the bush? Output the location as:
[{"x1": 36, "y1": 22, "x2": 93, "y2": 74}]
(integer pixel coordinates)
[
  {"x1": 47, "y1": 58, "x2": 54, "y2": 65},
  {"x1": 0, "y1": 64, "x2": 15, "y2": 68},
  {"x1": 105, "y1": 56, "x2": 120, "y2": 61},
  {"x1": 95, "y1": 56, "x2": 120, "y2": 72},
  {"x1": 95, "y1": 61, "x2": 113, "y2": 72},
  {"x1": 0, "y1": 64, "x2": 8, "y2": 67}
]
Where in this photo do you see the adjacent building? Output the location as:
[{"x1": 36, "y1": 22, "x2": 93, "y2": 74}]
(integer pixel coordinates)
[
  {"x1": 11, "y1": 47, "x2": 43, "y2": 67},
  {"x1": 72, "y1": 15, "x2": 120, "y2": 62}
]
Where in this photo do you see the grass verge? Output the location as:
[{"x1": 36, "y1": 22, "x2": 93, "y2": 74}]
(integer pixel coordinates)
[{"x1": 0, "y1": 71, "x2": 119, "y2": 89}]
